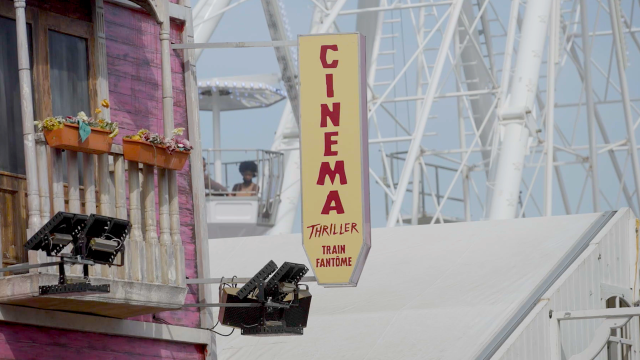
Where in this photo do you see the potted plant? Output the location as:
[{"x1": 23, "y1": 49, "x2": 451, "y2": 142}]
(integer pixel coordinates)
[
  {"x1": 122, "y1": 128, "x2": 192, "y2": 171},
  {"x1": 35, "y1": 100, "x2": 118, "y2": 155}
]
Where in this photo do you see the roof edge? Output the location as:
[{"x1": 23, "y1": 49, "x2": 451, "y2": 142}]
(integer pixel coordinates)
[{"x1": 474, "y1": 211, "x2": 616, "y2": 360}]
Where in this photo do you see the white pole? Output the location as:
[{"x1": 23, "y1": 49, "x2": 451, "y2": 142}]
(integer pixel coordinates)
[
  {"x1": 14, "y1": 0, "x2": 40, "y2": 235},
  {"x1": 579, "y1": 0, "x2": 600, "y2": 212},
  {"x1": 544, "y1": 0, "x2": 559, "y2": 216},
  {"x1": 609, "y1": 0, "x2": 640, "y2": 214},
  {"x1": 193, "y1": 0, "x2": 232, "y2": 61},
  {"x1": 412, "y1": 160, "x2": 420, "y2": 225},
  {"x1": 211, "y1": 93, "x2": 223, "y2": 183},
  {"x1": 317, "y1": 0, "x2": 349, "y2": 33},
  {"x1": 386, "y1": 0, "x2": 465, "y2": 227},
  {"x1": 455, "y1": 19, "x2": 471, "y2": 222},
  {"x1": 488, "y1": 0, "x2": 553, "y2": 220}
]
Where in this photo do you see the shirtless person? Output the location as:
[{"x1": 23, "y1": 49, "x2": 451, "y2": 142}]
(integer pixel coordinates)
[{"x1": 231, "y1": 161, "x2": 259, "y2": 196}]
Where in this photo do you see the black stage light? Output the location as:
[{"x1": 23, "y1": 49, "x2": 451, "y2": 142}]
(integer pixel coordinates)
[
  {"x1": 219, "y1": 261, "x2": 312, "y2": 336},
  {"x1": 236, "y1": 260, "x2": 278, "y2": 300},
  {"x1": 23, "y1": 211, "x2": 131, "y2": 295},
  {"x1": 79, "y1": 214, "x2": 130, "y2": 266},
  {"x1": 265, "y1": 262, "x2": 308, "y2": 301},
  {"x1": 25, "y1": 212, "x2": 88, "y2": 256}
]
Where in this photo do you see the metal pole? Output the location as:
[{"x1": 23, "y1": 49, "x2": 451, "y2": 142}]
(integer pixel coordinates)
[
  {"x1": 488, "y1": 0, "x2": 553, "y2": 220},
  {"x1": 14, "y1": 0, "x2": 40, "y2": 235},
  {"x1": 485, "y1": 0, "x2": 519, "y2": 215},
  {"x1": 412, "y1": 160, "x2": 420, "y2": 225},
  {"x1": 192, "y1": 0, "x2": 232, "y2": 60},
  {"x1": 455, "y1": 21, "x2": 471, "y2": 222},
  {"x1": 211, "y1": 93, "x2": 223, "y2": 183},
  {"x1": 566, "y1": 45, "x2": 636, "y2": 214},
  {"x1": 609, "y1": 0, "x2": 640, "y2": 214},
  {"x1": 318, "y1": 0, "x2": 349, "y2": 33},
  {"x1": 386, "y1": 0, "x2": 464, "y2": 227},
  {"x1": 544, "y1": 0, "x2": 559, "y2": 217},
  {"x1": 579, "y1": 0, "x2": 600, "y2": 212}
]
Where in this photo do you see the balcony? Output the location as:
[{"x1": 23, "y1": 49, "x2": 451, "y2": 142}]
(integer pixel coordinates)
[
  {"x1": 0, "y1": 135, "x2": 187, "y2": 318},
  {"x1": 203, "y1": 149, "x2": 284, "y2": 238}
]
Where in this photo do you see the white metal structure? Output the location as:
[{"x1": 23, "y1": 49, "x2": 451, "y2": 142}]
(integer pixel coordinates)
[
  {"x1": 202, "y1": 148, "x2": 285, "y2": 238},
  {"x1": 193, "y1": 0, "x2": 640, "y2": 232},
  {"x1": 206, "y1": 208, "x2": 638, "y2": 359}
]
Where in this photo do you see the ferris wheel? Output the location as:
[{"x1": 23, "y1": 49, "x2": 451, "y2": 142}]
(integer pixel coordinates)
[{"x1": 192, "y1": 0, "x2": 640, "y2": 236}]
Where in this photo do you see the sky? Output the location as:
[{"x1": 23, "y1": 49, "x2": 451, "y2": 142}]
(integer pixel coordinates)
[{"x1": 192, "y1": 0, "x2": 640, "y2": 233}]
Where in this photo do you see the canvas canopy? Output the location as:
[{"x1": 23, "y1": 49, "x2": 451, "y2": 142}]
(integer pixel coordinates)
[{"x1": 207, "y1": 212, "x2": 606, "y2": 360}]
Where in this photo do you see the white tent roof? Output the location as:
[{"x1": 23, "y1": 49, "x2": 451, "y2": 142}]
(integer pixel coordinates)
[{"x1": 207, "y1": 212, "x2": 606, "y2": 360}]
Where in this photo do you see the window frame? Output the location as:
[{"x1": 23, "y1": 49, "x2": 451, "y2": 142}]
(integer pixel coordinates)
[{"x1": 0, "y1": 0, "x2": 97, "y2": 123}]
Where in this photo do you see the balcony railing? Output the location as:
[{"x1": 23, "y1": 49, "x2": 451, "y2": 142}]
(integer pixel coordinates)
[
  {"x1": 203, "y1": 149, "x2": 284, "y2": 226},
  {"x1": 0, "y1": 134, "x2": 187, "y2": 318}
]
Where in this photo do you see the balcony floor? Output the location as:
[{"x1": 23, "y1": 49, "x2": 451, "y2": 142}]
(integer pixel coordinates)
[{"x1": 0, "y1": 273, "x2": 186, "y2": 318}]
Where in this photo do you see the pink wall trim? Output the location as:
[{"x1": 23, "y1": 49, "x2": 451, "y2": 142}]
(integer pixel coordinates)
[
  {"x1": 0, "y1": 322, "x2": 205, "y2": 360},
  {"x1": 104, "y1": 2, "x2": 200, "y2": 328}
]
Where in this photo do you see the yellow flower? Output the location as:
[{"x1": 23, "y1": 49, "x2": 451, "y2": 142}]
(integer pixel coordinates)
[
  {"x1": 95, "y1": 108, "x2": 102, "y2": 114},
  {"x1": 101, "y1": 99, "x2": 110, "y2": 109},
  {"x1": 130, "y1": 135, "x2": 141, "y2": 140},
  {"x1": 172, "y1": 127, "x2": 185, "y2": 136}
]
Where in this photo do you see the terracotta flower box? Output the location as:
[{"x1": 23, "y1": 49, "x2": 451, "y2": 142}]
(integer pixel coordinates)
[
  {"x1": 122, "y1": 138, "x2": 189, "y2": 171},
  {"x1": 44, "y1": 123, "x2": 113, "y2": 155}
]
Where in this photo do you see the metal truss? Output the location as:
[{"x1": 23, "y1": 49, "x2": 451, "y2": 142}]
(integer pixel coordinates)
[{"x1": 195, "y1": 0, "x2": 640, "y2": 231}]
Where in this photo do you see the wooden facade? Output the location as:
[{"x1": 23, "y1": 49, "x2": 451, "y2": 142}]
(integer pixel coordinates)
[{"x1": 0, "y1": 0, "x2": 209, "y2": 357}]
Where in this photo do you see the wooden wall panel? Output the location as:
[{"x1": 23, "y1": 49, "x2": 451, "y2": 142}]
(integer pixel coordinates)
[
  {"x1": 104, "y1": 2, "x2": 198, "y2": 328},
  {"x1": 0, "y1": 173, "x2": 27, "y2": 267},
  {"x1": 0, "y1": 322, "x2": 205, "y2": 360}
]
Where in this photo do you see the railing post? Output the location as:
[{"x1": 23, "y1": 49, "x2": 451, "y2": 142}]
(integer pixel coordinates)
[
  {"x1": 169, "y1": 171, "x2": 184, "y2": 287},
  {"x1": 113, "y1": 154, "x2": 127, "y2": 279},
  {"x1": 97, "y1": 153, "x2": 112, "y2": 278},
  {"x1": 83, "y1": 154, "x2": 99, "y2": 277},
  {"x1": 43, "y1": 149, "x2": 65, "y2": 274},
  {"x1": 143, "y1": 164, "x2": 160, "y2": 283},
  {"x1": 67, "y1": 151, "x2": 81, "y2": 276},
  {"x1": 33, "y1": 138, "x2": 50, "y2": 272},
  {"x1": 158, "y1": 168, "x2": 172, "y2": 285},
  {"x1": 127, "y1": 161, "x2": 144, "y2": 282},
  {"x1": 35, "y1": 137, "x2": 50, "y2": 224}
]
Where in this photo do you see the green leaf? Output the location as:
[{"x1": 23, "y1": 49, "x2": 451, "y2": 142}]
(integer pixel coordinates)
[{"x1": 79, "y1": 121, "x2": 91, "y2": 143}]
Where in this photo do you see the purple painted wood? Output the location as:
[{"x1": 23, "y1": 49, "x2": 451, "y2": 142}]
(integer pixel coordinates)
[
  {"x1": 104, "y1": 2, "x2": 201, "y2": 329},
  {"x1": 0, "y1": 322, "x2": 205, "y2": 360}
]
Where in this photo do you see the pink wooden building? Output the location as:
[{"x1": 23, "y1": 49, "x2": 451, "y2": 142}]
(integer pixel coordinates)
[{"x1": 0, "y1": 0, "x2": 212, "y2": 358}]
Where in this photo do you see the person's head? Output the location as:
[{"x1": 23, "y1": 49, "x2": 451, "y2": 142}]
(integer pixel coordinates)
[{"x1": 239, "y1": 161, "x2": 258, "y2": 183}]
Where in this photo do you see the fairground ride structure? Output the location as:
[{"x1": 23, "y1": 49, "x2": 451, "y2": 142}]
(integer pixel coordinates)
[{"x1": 191, "y1": 0, "x2": 640, "y2": 235}]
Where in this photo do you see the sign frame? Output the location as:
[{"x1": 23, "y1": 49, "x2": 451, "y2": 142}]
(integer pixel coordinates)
[{"x1": 297, "y1": 33, "x2": 371, "y2": 287}]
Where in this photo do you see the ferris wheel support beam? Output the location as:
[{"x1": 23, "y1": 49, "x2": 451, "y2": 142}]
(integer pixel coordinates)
[
  {"x1": 385, "y1": 0, "x2": 465, "y2": 227},
  {"x1": 544, "y1": 0, "x2": 559, "y2": 216},
  {"x1": 579, "y1": 0, "x2": 600, "y2": 212},
  {"x1": 192, "y1": 0, "x2": 232, "y2": 61},
  {"x1": 488, "y1": 0, "x2": 553, "y2": 220},
  {"x1": 608, "y1": 0, "x2": 640, "y2": 215},
  {"x1": 565, "y1": 45, "x2": 637, "y2": 215}
]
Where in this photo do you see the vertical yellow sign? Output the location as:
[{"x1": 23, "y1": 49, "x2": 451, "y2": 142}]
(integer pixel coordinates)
[{"x1": 298, "y1": 33, "x2": 370, "y2": 286}]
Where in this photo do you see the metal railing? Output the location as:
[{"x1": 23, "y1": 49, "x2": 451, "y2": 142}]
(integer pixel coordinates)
[{"x1": 202, "y1": 149, "x2": 284, "y2": 226}]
